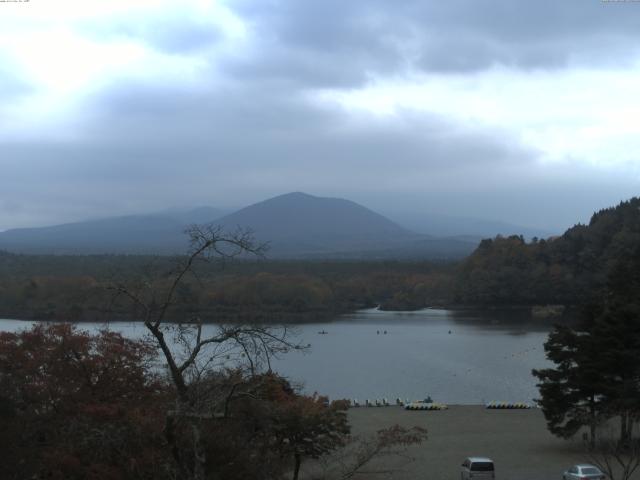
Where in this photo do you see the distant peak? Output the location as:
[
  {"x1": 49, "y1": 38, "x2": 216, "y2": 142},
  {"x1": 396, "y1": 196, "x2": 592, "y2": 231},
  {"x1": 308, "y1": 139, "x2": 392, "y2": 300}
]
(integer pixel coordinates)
[{"x1": 277, "y1": 192, "x2": 316, "y2": 199}]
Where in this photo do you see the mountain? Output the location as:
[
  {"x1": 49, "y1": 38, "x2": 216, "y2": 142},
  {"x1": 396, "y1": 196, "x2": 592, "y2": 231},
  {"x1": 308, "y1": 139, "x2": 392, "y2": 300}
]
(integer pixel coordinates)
[
  {"x1": 214, "y1": 192, "x2": 477, "y2": 258},
  {"x1": 0, "y1": 193, "x2": 478, "y2": 258},
  {"x1": 214, "y1": 192, "x2": 412, "y2": 254}
]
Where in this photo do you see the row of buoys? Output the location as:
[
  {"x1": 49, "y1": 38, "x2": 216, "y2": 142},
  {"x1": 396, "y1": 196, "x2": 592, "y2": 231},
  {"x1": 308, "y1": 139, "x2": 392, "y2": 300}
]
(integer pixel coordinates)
[
  {"x1": 486, "y1": 402, "x2": 531, "y2": 409},
  {"x1": 352, "y1": 398, "x2": 393, "y2": 407},
  {"x1": 405, "y1": 402, "x2": 448, "y2": 411},
  {"x1": 350, "y1": 400, "x2": 532, "y2": 409},
  {"x1": 351, "y1": 398, "x2": 433, "y2": 407}
]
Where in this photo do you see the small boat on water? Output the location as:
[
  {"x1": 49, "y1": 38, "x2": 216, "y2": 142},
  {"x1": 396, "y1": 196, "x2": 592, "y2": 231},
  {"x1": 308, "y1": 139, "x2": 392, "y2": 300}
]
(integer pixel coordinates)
[{"x1": 318, "y1": 330, "x2": 328, "y2": 335}]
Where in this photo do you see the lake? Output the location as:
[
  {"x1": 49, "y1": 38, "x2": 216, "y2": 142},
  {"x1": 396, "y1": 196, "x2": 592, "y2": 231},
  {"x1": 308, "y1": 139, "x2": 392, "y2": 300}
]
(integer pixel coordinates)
[{"x1": 0, "y1": 308, "x2": 553, "y2": 405}]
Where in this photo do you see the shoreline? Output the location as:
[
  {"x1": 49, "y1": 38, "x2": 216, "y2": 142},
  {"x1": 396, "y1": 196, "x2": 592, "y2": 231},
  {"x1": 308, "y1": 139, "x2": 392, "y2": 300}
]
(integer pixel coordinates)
[{"x1": 0, "y1": 303, "x2": 575, "y2": 324}]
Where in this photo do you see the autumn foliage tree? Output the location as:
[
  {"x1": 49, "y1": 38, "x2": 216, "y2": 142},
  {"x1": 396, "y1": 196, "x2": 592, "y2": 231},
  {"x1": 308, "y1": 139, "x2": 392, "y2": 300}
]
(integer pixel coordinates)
[
  {"x1": 246, "y1": 375, "x2": 351, "y2": 480},
  {"x1": 0, "y1": 324, "x2": 353, "y2": 480},
  {"x1": 0, "y1": 323, "x2": 168, "y2": 480},
  {"x1": 276, "y1": 395, "x2": 350, "y2": 480}
]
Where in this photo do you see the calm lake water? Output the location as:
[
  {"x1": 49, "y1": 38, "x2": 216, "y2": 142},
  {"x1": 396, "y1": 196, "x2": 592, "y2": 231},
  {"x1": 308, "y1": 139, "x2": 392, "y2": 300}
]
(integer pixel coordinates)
[{"x1": 0, "y1": 308, "x2": 553, "y2": 405}]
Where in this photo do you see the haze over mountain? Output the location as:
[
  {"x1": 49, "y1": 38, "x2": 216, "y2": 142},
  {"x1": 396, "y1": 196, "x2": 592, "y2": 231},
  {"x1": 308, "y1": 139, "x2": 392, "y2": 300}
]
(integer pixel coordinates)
[
  {"x1": 384, "y1": 210, "x2": 556, "y2": 240},
  {"x1": 0, "y1": 192, "x2": 479, "y2": 258},
  {"x1": 161, "y1": 207, "x2": 229, "y2": 226}
]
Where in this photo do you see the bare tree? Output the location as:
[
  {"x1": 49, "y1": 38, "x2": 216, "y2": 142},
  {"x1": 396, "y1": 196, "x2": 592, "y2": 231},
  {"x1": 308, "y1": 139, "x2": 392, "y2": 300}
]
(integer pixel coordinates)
[
  {"x1": 315, "y1": 425, "x2": 428, "y2": 480},
  {"x1": 584, "y1": 426, "x2": 640, "y2": 480},
  {"x1": 111, "y1": 225, "x2": 302, "y2": 480}
]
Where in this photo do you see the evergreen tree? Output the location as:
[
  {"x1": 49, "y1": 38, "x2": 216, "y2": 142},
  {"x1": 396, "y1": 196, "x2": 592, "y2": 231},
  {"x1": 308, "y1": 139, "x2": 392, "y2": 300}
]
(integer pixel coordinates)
[
  {"x1": 590, "y1": 244, "x2": 640, "y2": 443},
  {"x1": 534, "y1": 242, "x2": 640, "y2": 445},
  {"x1": 533, "y1": 324, "x2": 605, "y2": 446}
]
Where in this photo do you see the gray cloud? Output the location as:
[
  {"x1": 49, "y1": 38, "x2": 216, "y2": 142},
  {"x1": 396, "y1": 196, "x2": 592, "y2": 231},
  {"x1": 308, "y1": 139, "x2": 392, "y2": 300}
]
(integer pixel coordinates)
[
  {"x1": 82, "y1": 79, "x2": 536, "y2": 174},
  {"x1": 223, "y1": 0, "x2": 640, "y2": 85}
]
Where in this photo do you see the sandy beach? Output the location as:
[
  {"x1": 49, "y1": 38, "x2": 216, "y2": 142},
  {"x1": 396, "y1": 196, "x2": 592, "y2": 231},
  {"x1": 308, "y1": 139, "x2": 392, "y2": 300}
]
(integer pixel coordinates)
[{"x1": 305, "y1": 405, "x2": 633, "y2": 480}]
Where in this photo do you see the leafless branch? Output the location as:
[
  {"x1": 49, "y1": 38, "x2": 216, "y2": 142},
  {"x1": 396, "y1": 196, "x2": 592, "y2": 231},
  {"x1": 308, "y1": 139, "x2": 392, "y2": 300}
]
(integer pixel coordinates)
[
  {"x1": 584, "y1": 429, "x2": 640, "y2": 480},
  {"x1": 105, "y1": 224, "x2": 301, "y2": 480},
  {"x1": 315, "y1": 425, "x2": 427, "y2": 480}
]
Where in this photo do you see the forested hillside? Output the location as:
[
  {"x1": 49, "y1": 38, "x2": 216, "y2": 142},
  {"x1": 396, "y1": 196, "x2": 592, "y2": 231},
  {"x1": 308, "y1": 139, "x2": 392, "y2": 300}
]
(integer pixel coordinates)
[{"x1": 454, "y1": 197, "x2": 640, "y2": 306}]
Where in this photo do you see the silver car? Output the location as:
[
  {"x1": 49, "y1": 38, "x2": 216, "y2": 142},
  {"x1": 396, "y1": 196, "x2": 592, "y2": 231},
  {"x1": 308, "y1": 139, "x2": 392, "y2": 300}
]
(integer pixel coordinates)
[
  {"x1": 461, "y1": 457, "x2": 495, "y2": 480},
  {"x1": 563, "y1": 464, "x2": 606, "y2": 480}
]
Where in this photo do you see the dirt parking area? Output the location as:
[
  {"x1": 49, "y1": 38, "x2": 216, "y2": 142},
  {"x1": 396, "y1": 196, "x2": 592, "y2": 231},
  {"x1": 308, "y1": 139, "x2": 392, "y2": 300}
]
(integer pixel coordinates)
[{"x1": 311, "y1": 405, "x2": 630, "y2": 480}]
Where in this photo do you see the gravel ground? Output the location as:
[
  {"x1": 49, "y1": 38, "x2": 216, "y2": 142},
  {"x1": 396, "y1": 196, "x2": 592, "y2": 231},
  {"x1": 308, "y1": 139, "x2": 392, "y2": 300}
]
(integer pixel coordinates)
[{"x1": 303, "y1": 405, "x2": 636, "y2": 480}]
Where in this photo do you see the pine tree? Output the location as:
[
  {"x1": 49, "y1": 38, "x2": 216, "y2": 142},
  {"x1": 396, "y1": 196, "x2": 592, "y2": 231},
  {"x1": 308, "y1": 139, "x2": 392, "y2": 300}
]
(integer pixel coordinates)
[
  {"x1": 534, "y1": 243, "x2": 640, "y2": 445},
  {"x1": 533, "y1": 323, "x2": 605, "y2": 446}
]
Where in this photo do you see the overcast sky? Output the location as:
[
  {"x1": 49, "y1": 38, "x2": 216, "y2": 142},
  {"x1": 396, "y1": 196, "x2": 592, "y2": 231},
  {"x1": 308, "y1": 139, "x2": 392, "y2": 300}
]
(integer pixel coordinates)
[{"x1": 1, "y1": 0, "x2": 639, "y2": 232}]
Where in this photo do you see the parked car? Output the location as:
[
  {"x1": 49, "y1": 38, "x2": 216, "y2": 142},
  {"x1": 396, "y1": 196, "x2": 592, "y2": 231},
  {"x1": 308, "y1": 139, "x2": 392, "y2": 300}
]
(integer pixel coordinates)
[
  {"x1": 461, "y1": 457, "x2": 495, "y2": 480},
  {"x1": 563, "y1": 464, "x2": 606, "y2": 480}
]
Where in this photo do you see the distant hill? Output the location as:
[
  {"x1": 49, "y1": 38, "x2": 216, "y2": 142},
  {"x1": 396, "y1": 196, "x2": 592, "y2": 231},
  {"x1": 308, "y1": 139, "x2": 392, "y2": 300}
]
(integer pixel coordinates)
[
  {"x1": 0, "y1": 193, "x2": 477, "y2": 259},
  {"x1": 454, "y1": 197, "x2": 640, "y2": 306},
  {"x1": 0, "y1": 207, "x2": 226, "y2": 254}
]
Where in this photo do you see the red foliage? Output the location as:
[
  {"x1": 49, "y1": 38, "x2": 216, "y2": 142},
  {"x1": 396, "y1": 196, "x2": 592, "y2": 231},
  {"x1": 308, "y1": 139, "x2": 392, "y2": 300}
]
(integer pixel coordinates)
[{"x1": 0, "y1": 323, "x2": 169, "y2": 479}]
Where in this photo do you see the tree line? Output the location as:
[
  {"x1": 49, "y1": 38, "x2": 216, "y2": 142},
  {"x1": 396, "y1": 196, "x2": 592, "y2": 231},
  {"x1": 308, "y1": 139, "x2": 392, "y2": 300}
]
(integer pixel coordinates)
[{"x1": 0, "y1": 250, "x2": 454, "y2": 323}]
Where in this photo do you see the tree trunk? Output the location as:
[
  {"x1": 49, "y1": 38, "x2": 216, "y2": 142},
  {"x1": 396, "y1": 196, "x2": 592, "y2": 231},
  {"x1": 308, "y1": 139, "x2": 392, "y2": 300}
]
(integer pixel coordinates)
[
  {"x1": 590, "y1": 421, "x2": 597, "y2": 449},
  {"x1": 164, "y1": 414, "x2": 186, "y2": 478},
  {"x1": 165, "y1": 398, "x2": 208, "y2": 480},
  {"x1": 192, "y1": 420, "x2": 206, "y2": 480},
  {"x1": 621, "y1": 412, "x2": 630, "y2": 445},
  {"x1": 293, "y1": 453, "x2": 302, "y2": 480},
  {"x1": 589, "y1": 397, "x2": 597, "y2": 449}
]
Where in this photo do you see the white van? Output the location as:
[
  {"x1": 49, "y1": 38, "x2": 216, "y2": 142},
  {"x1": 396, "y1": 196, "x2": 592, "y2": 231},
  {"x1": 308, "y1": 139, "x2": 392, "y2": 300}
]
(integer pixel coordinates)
[{"x1": 461, "y1": 457, "x2": 495, "y2": 480}]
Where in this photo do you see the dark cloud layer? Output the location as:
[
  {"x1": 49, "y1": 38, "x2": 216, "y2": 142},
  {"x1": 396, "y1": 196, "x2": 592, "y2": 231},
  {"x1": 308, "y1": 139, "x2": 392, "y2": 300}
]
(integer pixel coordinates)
[{"x1": 225, "y1": 0, "x2": 640, "y2": 85}]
